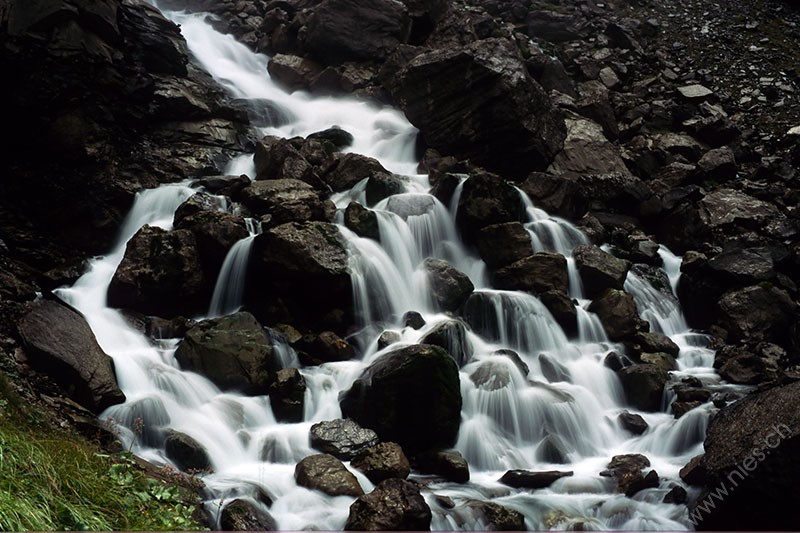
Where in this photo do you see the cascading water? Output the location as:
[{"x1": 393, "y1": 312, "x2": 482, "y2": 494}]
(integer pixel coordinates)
[{"x1": 53, "y1": 3, "x2": 737, "y2": 530}]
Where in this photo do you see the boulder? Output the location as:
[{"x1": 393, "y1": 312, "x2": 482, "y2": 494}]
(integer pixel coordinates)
[
  {"x1": 340, "y1": 344, "x2": 461, "y2": 454},
  {"x1": 387, "y1": 38, "x2": 566, "y2": 178},
  {"x1": 715, "y1": 343, "x2": 780, "y2": 385},
  {"x1": 679, "y1": 454, "x2": 707, "y2": 486},
  {"x1": 164, "y1": 430, "x2": 211, "y2": 472},
  {"x1": 470, "y1": 360, "x2": 513, "y2": 391},
  {"x1": 699, "y1": 188, "x2": 782, "y2": 231},
  {"x1": 573, "y1": 245, "x2": 631, "y2": 298},
  {"x1": 468, "y1": 501, "x2": 526, "y2": 531},
  {"x1": 365, "y1": 175, "x2": 407, "y2": 206},
  {"x1": 344, "y1": 202, "x2": 380, "y2": 240},
  {"x1": 17, "y1": 299, "x2": 125, "y2": 413},
  {"x1": 475, "y1": 222, "x2": 533, "y2": 269},
  {"x1": 307, "y1": 127, "x2": 355, "y2": 148},
  {"x1": 493, "y1": 252, "x2": 568, "y2": 295},
  {"x1": 193, "y1": 174, "x2": 251, "y2": 197},
  {"x1": 302, "y1": 0, "x2": 410, "y2": 64},
  {"x1": 519, "y1": 172, "x2": 587, "y2": 220},
  {"x1": 305, "y1": 331, "x2": 356, "y2": 364},
  {"x1": 345, "y1": 478, "x2": 431, "y2": 531},
  {"x1": 456, "y1": 171, "x2": 523, "y2": 244},
  {"x1": 640, "y1": 352, "x2": 679, "y2": 372},
  {"x1": 240, "y1": 179, "x2": 327, "y2": 225},
  {"x1": 295, "y1": 453, "x2": 364, "y2": 497},
  {"x1": 600, "y1": 454, "x2": 653, "y2": 495},
  {"x1": 587, "y1": 289, "x2": 640, "y2": 341},
  {"x1": 219, "y1": 499, "x2": 277, "y2": 531},
  {"x1": 422, "y1": 258, "x2": 474, "y2": 312},
  {"x1": 632, "y1": 331, "x2": 680, "y2": 358},
  {"x1": 253, "y1": 136, "x2": 318, "y2": 184},
  {"x1": 107, "y1": 226, "x2": 207, "y2": 317},
  {"x1": 324, "y1": 152, "x2": 393, "y2": 192},
  {"x1": 403, "y1": 311, "x2": 426, "y2": 329},
  {"x1": 267, "y1": 53, "x2": 324, "y2": 92},
  {"x1": 538, "y1": 290, "x2": 578, "y2": 336},
  {"x1": 717, "y1": 285, "x2": 796, "y2": 343},
  {"x1": 174, "y1": 312, "x2": 279, "y2": 395},
  {"x1": 416, "y1": 450, "x2": 470, "y2": 483},
  {"x1": 618, "y1": 411, "x2": 648, "y2": 435},
  {"x1": 351, "y1": 442, "x2": 411, "y2": 484},
  {"x1": 499, "y1": 469, "x2": 573, "y2": 489},
  {"x1": 707, "y1": 246, "x2": 776, "y2": 285},
  {"x1": 310, "y1": 419, "x2": 379, "y2": 460},
  {"x1": 618, "y1": 364, "x2": 669, "y2": 412},
  {"x1": 378, "y1": 330, "x2": 402, "y2": 350},
  {"x1": 697, "y1": 147, "x2": 737, "y2": 181},
  {"x1": 663, "y1": 485, "x2": 688, "y2": 504},
  {"x1": 174, "y1": 209, "x2": 249, "y2": 280},
  {"x1": 420, "y1": 320, "x2": 473, "y2": 368},
  {"x1": 269, "y1": 368, "x2": 306, "y2": 423},
  {"x1": 551, "y1": 115, "x2": 629, "y2": 178},
  {"x1": 575, "y1": 81, "x2": 618, "y2": 140}
]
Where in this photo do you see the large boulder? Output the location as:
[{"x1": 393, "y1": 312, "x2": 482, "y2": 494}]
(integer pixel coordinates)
[
  {"x1": 269, "y1": 368, "x2": 306, "y2": 423},
  {"x1": 587, "y1": 289, "x2": 640, "y2": 341},
  {"x1": 456, "y1": 171, "x2": 523, "y2": 244},
  {"x1": 618, "y1": 364, "x2": 669, "y2": 412},
  {"x1": 253, "y1": 136, "x2": 319, "y2": 184},
  {"x1": 174, "y1": 312, "x2": 280, "y2": 395},
  {"x1": 219, "y1": 499, "x2": 277, "y2": 531},
  {"x1": 420, "y1": 320, "x2": 473, "y2": 368},
  {"x1": 345, "y1": 478, "x2": 432, "y2": 531},
  {"x1": 344, "y1": 202, "x2": 380, "y2": 240},
  {"x1": 164, "y1": 430, "x2": 211, "y2": 472},
  {"x1": 240, "y1": 179, "x2": 327, "y2": 225},
  {"x1": 416, "y1": 450, "x2": 470, "y2": 483},
  {"x1": 549, "y1": 115, "x2": 629, "y2": 177},
  {"x1": 422, "y1": 258, "x2": 474, "y2": 312},
  {"x1": 573, "y1": 245, "x2": 631, "y2": 298},
  {"x1": 493, "y1": 252, "x2": 568, "y2": 295},
  {"x1": 475, "y1": 222, "x2": 533, "y2": 270},
  {"x1": 324, "y1": 153, "x2": 393, "y2": 192},
  {"x1": 468, "y1": 501, "x2": 525, "y2": 531},
  {"x1": 717, "y1": 285, "x2": 796, "y2": 343},
  {"x1": 351, "y1": 442, "x2": 411, "y2": 484},
  {"x1": 295, "y1": 453, "x2": 364, "y2": 497},
  {"x1": 698, "y1": 381, "x2": 800, "y2": 529},
  {"x1": 387, "y1": 38, "x2": 566, "y2": 178},
  {"x1": 17, "y1": 299, "x2": 125, "y2": 413},
  {"x1": 519, "y1": 172, "x2": 587, "y2": 220},
  {"x1": 340, "y1": 344, "x2": 461, "y2": 454},
  {"x1": 174, "y1": 208, "x2": 249, "y2": 281},
  {"x1": 107, "y1": 225, "x2": 207, "y2": 317},
  {"x1": 310, "y1": 419, "x2": 379, "y2": 460}
]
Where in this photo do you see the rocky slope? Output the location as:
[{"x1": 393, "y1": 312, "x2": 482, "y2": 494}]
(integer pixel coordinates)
[{"x1": 1, "y1": 0, "x2": 799, "y2": 529}]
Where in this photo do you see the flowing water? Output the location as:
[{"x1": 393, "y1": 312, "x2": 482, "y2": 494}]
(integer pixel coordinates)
[{"x1": 53, "y1": 4, "x2": 732, "y2": 529}]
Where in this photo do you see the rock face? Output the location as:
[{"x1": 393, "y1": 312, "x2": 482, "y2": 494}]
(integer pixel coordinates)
[
  {"x1": 422, "y1": 258, "x2": 474, "y2": 312},
  {"x1": 309, "y1": 419, "x2": 380, "y2": 460},
  {"x1": 17, "y1": 299, "x2": 125, "y2": 413},
  {"x1": 345, "y1": 478, "x2": 432, "y2": 531},
  {"x1": 107, "y1": 225, "x2": 207, "y2": 317},
  {"x1": 387, "y1": 38, "x2": 566, "y2": 178},
  {"x1": 340, "y1": 344, "x2": 462, "y2": 454},
  {"x1": 295, "y1": 453, "x2": 364, "y2": 497},
  {"x1": 174, "y1": 312, "x2": 280, "y2": 395}
]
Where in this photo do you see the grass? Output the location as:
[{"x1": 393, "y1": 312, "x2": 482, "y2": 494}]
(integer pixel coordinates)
[{"x1": 0, "y1": 372, "x2": 207, "y2": 531}]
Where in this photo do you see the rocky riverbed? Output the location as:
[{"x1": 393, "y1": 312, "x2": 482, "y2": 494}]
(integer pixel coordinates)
[{"x1": 1, "y1": 0, "x2": 799, "y2": 529}]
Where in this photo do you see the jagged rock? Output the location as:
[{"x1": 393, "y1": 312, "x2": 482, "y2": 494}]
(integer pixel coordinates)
[
  {"x1": 387, "y1": 37, "x2": 566, "y2": 178},
  {"x1": 679, "y1": 454, "x2": 707, "y2": 486},
  {"x1": 351, "y1": 442, "x2": 411, "y2": 484},
  {"x1": 17, "y1": 299, "x2": 125, "y2": 413},
  {"x1": 174, "y1": 209, "x2": 249, "y2": 280},
  {"x1": 468, "y1": 501, "x2": 526, "y2": 531},
  {"x1": 340, "y1": 344, "x2": 461, "y2": 454},
  {"x1": 422, "y1": 258, "x2": 474, "y2": 312},
  {"x1": 619, "y1": 411, "x2": 648, "y2": 435},
  {"x1": 698, "y1": 147, "x2": 737, "y2": 181},
  {"x1": 241, "y1": 179, "x2": 326, "y2": 225},
  {"x1": 588, "y1": 289, "x2": 640, "y2": 341},
  {"x1": 267, "y1": 53, "x2": 324, "y2": 92},
  {"x1": 295, "y1": 453, "x2": 364, "y2": 497},
  {"x1": 575, "y1": 81, "x2": 619, "y2": 140},
  {"x1": 475, "y1": 222, "x2": 533, "y2": 270},
  {"x1": 345, "y1": 478, "x2": 432, "y2": 531},
  {"x1": 164, "y1": 430, "x2": 211, "y2": 472},
  {"x1": 175, "y1": 312, "x2": 280, "y2": 395},
  {"x1": 499, "y1": 469, "x2": 573, "y2": 489},
  {"x1": 677, "y1": 84, "x2": 714, "y2": 100},
  {"x1": 365, "y1": 175, "x2": 407, "y2": 206},
  {"x1": 107, "y1": 226, "x2": 207, "y2": 317},
  {"x1": 420, "y1": 320, "x2": 472, "y2": 368},
  {"x1": 310, "y1": 419, "x2": 379, "y2": 460},
  {"x1": 253, "y1": 136, "x2": 319, "y2": 184},
  {"x1": 618, "y1": 364, "x2": 669, "y2": 412},
  {"x1": 519, "y1": 172, "x2": 587, "y2": 220},
  {"x1": 493, "y1": 252, "x2": 568, "y2": 295},
  {"x1": 220, "y1": 499, "x2": 277, "y2": 531},
  {"x1": 193, "y1": 174, "x2": 251, "y2": 197},
  {"x1": 302, "y1": 331, "x2": 356, "y2": 364},
  {"x1": 715, "y1": 343, "x2": 781, "y2": 385},
  {"x1": 699, "y1": 188, "x2": 782, "y2": 231},
  {"x1": 573, "y1": 245, "x2": 631, "y2": 298},
  {"x1": 456, "y1": 171, "x2": 523, "y2": 244},
  {"x1": 707, "y1": 246, "x2": 776, "y2": 284},
  {"x1": 269, "y1": 368, "x2": 306, "y2": 423},
  {"x1": 344, "y1": 202, "x2": 380, "y2": 240},
  {"x1": 663, "y1": 485, "x2": 687, "y2": 504},
  {"x1": 324, "y1": 152, "x2": 393, "y2": 192},
  {"x1": 416, "y1": 450, "x2": 470, "y2": 483},
  {"x1": 721, "y1": 284, "x2": 797, "y2": 343},
  {"x1": 550, "y1": 115, "x2": 628, "y2": 176}
]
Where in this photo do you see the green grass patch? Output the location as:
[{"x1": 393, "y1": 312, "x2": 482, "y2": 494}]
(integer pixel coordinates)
[{"x1": 0, "y1": 372, "x2": 206, "y2": 531}]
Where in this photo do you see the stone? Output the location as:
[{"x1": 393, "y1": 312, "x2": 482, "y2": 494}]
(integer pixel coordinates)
[
  {"x1": 174, "y1": 209, "x2": 249, "y2": 280},
  {"x1": 295, "y1": 453, "x2": 364, "y2": 497},
  {"x1": 468, "y1": 501, "x2": 525, "y2": 531},
  {"x1": 253, "y1": 136, "x2": 318, "y2": 184},
  {"x1": 677, "y1": 84, "x2": 714, "y2": 100},
  {"x1": 499, "y1": 469, "x2": 573, "y2": 489},
  {"x1": 307, "y1": 127, "x2": 355, "y2": 149},
  {"x1": 345, "y1": 478, "x2": 431, "y2": 531},
  {"x1": 17, "y1": 299, "x2": 125, "y2": 413},
  {"x1": 539, "y1": 291, "x2": 578, "y2": 336},
  {"x1": 241, "y1": 179, "x2": 326, "y2": 225},
  {"x1": 344, "y1": 202, "x2": 379, "y2": 240},
  {"x1": 697, "y1": 147, "x2": 737, "y2": 181},
  {"x1": 550, "y1": 115, "x2": 629, "y2": 176},
  {"x1": 575, "y1": 81, "x2": 619, "y2": 140},
  {"x1": 699, "y1": 189, "x2": 781, "y2": 230},
  {"x1": 340, "y1": 344, "x2": 461, "y2": 454},
  {"x1": 632, "y1": 331, "x2": 680, "y2": 358},
  {"x1": 600, "y1": 454, "x2": 653, "y2": 495},
  {"x1": 717, "y1": 285, "x2": 796, "y2": 343},
  {"x1": 267, "y1": 53, "x2": 324, "y2": 92},
  {"x1": 422, "y1": 258, "x2": 474, "y2": 312},
  {"x1": 324, "y1": 152, "x2": 393, "y2": 192},
  {"x1": 311, "y1": 331, "x2": 356, "y2": 364},
  {"x1": 378, "y1": 330, "x2": 401, "y2": 350},
  {"x1": 519, "y1": 172, "x2": 587, "y2": 220},
  {"x1": 679, "y1": 454, "x2": 707, "y2": 486},
  {"x1": 403, "y1": 311, "x2": 426, "y2": 329},
  {"x1": 588, "y1": 289, "x2": 640, "y2": 341},
  {"x1": 663, "y1": 485, "x2": 687, "y2": 504},
  {"x1": 310, "y1": 419, "x2": 379, "y2": 461},
  {"x1": 618, "y1": 411, "x2": 648, "y2": 435},
  {"x1": 416, "y1": 450, "x2": 470, "y2": 483},
  {"x1": 269, "y1": 368, "x2": 306, "y2": 423},
  {"x1": 420, "y1": 320, "x2": 473, "y2": 367},
  {"x1": 672, "y1": 401, "x2": 702, "y2": 418},
  {"x1": 351, "y1": 442, "x2": 411, "y2": 484},
  {"x1": 475, "y1": 222, "x2": 533, "y2": 270},
  {"x1": 618, "y1": 364, "x2": 669, "y2": 412},
  {"x1": 493, "y1": 252, "x2": 568, "y2": 295},
  {"x1": 640, "y1": 352, "x2": 679, "y2": 372},
  {"x1": 456, "y1": 171, "x2": 523, "y2": 244},
  {"x1": 164, "y1": 430, "x2": 211, "y2": 472},
  {"x1": 365, "y1": 175, "x2": 407, "y2": 207},
  {"x1": 219, "y1": 499, "x2": 277, "y2": 531},
  {"x1": 573, "y1": 245, "x2": 631, "y2": 298}
]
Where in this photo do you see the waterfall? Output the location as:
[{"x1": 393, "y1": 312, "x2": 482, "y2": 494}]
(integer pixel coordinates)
[{"x1": 53, "y1": 4, "x2": 736, "y2": 530}]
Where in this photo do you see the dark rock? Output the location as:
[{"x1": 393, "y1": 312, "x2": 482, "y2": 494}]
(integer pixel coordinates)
[
  {"x1": 493, "y1": 252, "x2": 568, "y2": 295},
  {"x1": 519, "y1": 172, "x2": 587, "y2": 220},
  {"x1": 715, "y1": 343, "x2": 780, "y2": 385},
  {"x1": 253, "y1": 136, "x2": 318, "y2": 184},
  {"x1": 573, "y1": 245, "x2": 631, "y2": 298},
  {"x1": 295, "y1": 453, "x2": 364, "y2": 497},
  {"x1": 707, "y1": 246, "x2": 776, "y2": 284},
  {"x1": 575, "y1": 81, "x2": 619, "y2": 140},
  {"x1": 493, "y1": 349, "x2": 530, "y2": 377},
  {"x1": 663, "y1": 485, "x2": 687, "y2": 504},
  {"x1": 308, "y1": 127, "x2": 355, "y2": 149},
  {"x1": 625, "y1": 469, "x2": 659, "y2": 497},
  {"x1": 220, "y1": 499, "x2": 277, "y2": 531},
  {"x1": 550, "y1": 116, "x2": 628, "y2": 177},
  {"x1": 351, "y1": 442, "x2": 411, "y2": 484},
  {"x1": 345, "y1": 478, "x2": 432, "y2": 531},
  {"x1": 468, "y1": 501, "x2": 525, "y2": 531},
  {"x1": 679, "y1": 454, "x2": 707, "y2": 486},
  {"x1": 164, "y1": 430, "x2": 211, "y2": 472},
  {"x1": 600, "y1": 454, "x2": 653, "y2": 495},
  {"x1": 241, "y1": 179, "x2": 326, "y2": 225},
  {"x1": 267, "y1": 54, "x2": 324, "y2": 92},
  {"x1": 672, "y1": 401, "x2": 702, "y2": 419},
  {"x1": 378, "y1": 330, "x2": 401, "y2": 350},
  {"x1": 456, "y1": 171, "x2": 523, "y2": 244},
  {"x1": 107, "y1": 226, "x2": 207, "y2": 317},
  {"x1": 310, "y1": 419, "x2": 379, "y2": 461},
  {"x1": 618, "y1": 364, "x2": 669, "y2": 411},
  {"x1": 269, "y1": 368, "x2": 306, "y2": 423},
  {"x1": 387, "y1": 38, "x2": 566, "y2": 178},
  {"x1": 194, "y1": 174, "x2": 251, "y2": 197},
  {"x1": 698, "y1": 147, "x2": 737, "y2": 181},
  {"x1": 618, "y1": 411, "x2": 648, "y2": 435},
  {"x1": 365, "y1": 175, "x2": 407, "y2": 206},
  {"x1": 403, "y1": 311, "x2": 426, "y2": 329},
  {"x1": 499, "y1": 469, "x2": 573, "y2": 489},
  {"x1": 632, "y1": 331, "x2": 680, "y2": 358},
  {"x1": 174, "y1": 312, "x2": 279, "y2": 395},
  {"x1": 640, "y1": 352, "x2": 679, "y2": 372},
  {"x1": 604, "y1": 351, "x2": 629, "y2": 372},
  {"x1": 588, "y1": 289, "x2": 640, "y2": 341},
  {"x1": 416, "y1": 450, "x2": 470, "y2": 483},
  {"x1": 324, "y1": 152, "x2": 393, "y2": 192},
  {"x1": 539, "y1": 291, "x2": 578, "y2": 336},
  {"x1": 340, "y1": 344, "x2": 461, "y2": 454},
  {"x1": 717, "y1": 285, "x2": 796, "y2": 343},
  {"x1": 17, "y1": 299, "x2": 125, "y2": 413},
  {"x1": 308, "y1": 331, "x2": 356, "y2": 364},
  {"x1": 420, "y1": 320, "x2": 473, "y2": 368},
  {"x1": 344, "y1": 202, "x2": 380, "y2": 240},
  {"x1": 174, "y1": 209, "x2": 249, "y2": 280},
  {"x1": 475, "y1": 222, "x2": 533, "y2": 270},
  {"x1": 422, "y1": 259, "x2": 474, "y2": 312},
  {"x1": 699, "y1": 188, "x2": 782, "y2": 232},
  {"x1": 673, "y1": 383, "x2": 712, "y2": 403}
]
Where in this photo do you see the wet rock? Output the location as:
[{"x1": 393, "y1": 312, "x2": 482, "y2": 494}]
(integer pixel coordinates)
[
  {"x1": 17, "y1": 299, "x2": 125, "y2": 414},
  {"x1": 344, "y1": 202, "x2": 380, "y2": 240},
  {"x1": 383, "y1": 193, "x2": 436, "y2": 219},
  {"x1": 310, "y1": 331, "x2": 356, "y2": 364},
  {"x1": 632, "y1": 331, "x2": 680, "y2": 358},
  {"x1": 618, "y1": 364, "x2": 669, "y2": 412},
  {"x1": 707, "y1": 246, "x2": 776, "y2": 285},
  {"x1": 573, "y1": 245, "x2": 631, "y2": 298},
  {"x1": 640, "y1": 352, "x2": 678, "y2": 372},
  {"x1": 387, "y1": 38, "x2": 566, "y2": 178},
  {"x1": 416, "y1": 449, "x2": 470, "y2": 483},
  {"x1": 470, "y1": 360, "x2": 513, "y2": 391},
  {"x1": 663, "y1": 485, "x2": 687, "y2": 504},
  {"x1": 550, "y1": 115, "x2": 629, "y2": 177},
  {"x1": 679, "y1": 454, "x2": 707, "y2": 486},
  {"x1": 456, "y1": 171, "x2": 523, "y2": 244},
  {"x1": 420, "y1": 320, "x2": 473, "y2": 368},
  {"x1": 493, "y1": 349, "x2": 530, "y2": 377},
  {"x1": 422, "y1": 258, "x2": 474, "y2": 312},
  {"x1": 588, "y1": 289, "x2": 640, "y2": 341},
  {"x1": 269, "y1": 368, "x2": 306, "y2": 423},
  {"x1": 194, "y1": 174, "x2": 251, "y2": 197},
  {"x1": 715, "y1": 343, "x2": 781, "y2": 385},
  {"x1": 493, "y1": 252, "x2": 568, "y2": 295},
  {"x1": 241, "y1": 179, "x2": 327, "y2": 225},
  {"x1": 220, "y1": 499, "x2": 277, "y2": 531},
  {"x1": 600, "y1": 454, "x2": 652, "y2": 495},
  {"x1": 107, "y1": 226, "x2": 207, "y2": 318},
  {"x1": 625, "y1": 469, "x2": 659, "y2": 496},
  {"x1": 253, "y1": 136, "x2": 319, "y2": 184},
  {"x1": 174, "y1": 209, "x2": 249, "y2": 280},
  {"x1": 365, "y1": 175, "x2": 407, "y2": 206},
  {"x1": 351, "y1": 442, "x2": 411, "y2": 484},
  {"x1": 345, "y1": 478, "x2": 432, "y2": 531},
  {"x1": 267, "y1": 53, "x2": 324, "y2": 92},
  {"x1": 519, "y1": 172, "x2": 587, "y2": 220},
  {"x1": 310, "y1": 419, "x2": 379, "y2": 461},
  {"x1": 500, "y1": 469, "x2": 573, "y2": 489},
  {"x1": 697, "y1": 147, "x2": 737, "y2": 181},
  {"x1": 475, "y1": 222, "x2": 533, "y2": 270},
  {"x1": 295, "y1": 453, "x2": 364, "y2": 497},
  {"x1": 403, "y1": 311, "x2": 426, "y2": 329},
  {"x1": 539, "y1": 353, "x2": 570, "y2": 383},
  {"x1": 340, "y1": 344, "x2": 461, "y2": 454},
  {"x1": 717, "y1": 285, "x2": 796, "y2": 343},
  {"x1": 164, "y1": 430, "x2": 211, "y2": 472},
  {"x1": 677, "y1": 84, "x2": 714, "y2": 100},
  {"x1": 618, "y1": 411, "x2": 648, "y2": 435},
  {"x1": 175, "y1": 312, "x2": 280, "y2": 395},
  {"x1": 324, "y1": 152, "x2": 393, "y2": 192},
  {"x1": 539, "y1": 291, "x2": 578, "y2": 336},
  {"x1": 673, "y1": 383, "x2": 712, "y2": 403},
  {"x1": 308, "y1": 127, "x2": 355, "y2": 149},
  {"x1": 699, "y1": 189, "x2": 781, "y2": 231},
  {"x1": 378, "y1": 330, "x2": 401, "y2": 350},
  {"x1": 468, "y1": 501, "x2": 525, "y2": 531},
  {"x1": 672, "y1": 401, "x2": 702, "y2": 419}
]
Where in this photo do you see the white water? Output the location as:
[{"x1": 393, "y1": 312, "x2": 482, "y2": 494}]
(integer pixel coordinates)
[{"x1": 53, "y1": 4, "x2": 733, "y2": 530}]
